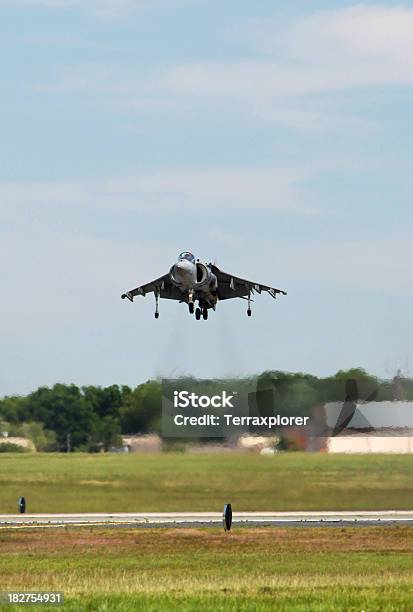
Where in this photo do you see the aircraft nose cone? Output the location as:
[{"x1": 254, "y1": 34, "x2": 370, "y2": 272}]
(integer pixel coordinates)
[
  {"x1": 174, "y1": 263, "x2": 184, "y2": 278},
  {"x1": 173, "y1": 260, "x2": 195, "y2": 286},
  {"x1": 175, "y1": 260, "x2": 191, "y2": 274}
]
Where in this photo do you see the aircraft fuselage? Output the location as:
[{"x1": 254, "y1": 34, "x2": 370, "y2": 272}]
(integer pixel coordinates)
[{"x1": 169, "y1": 252, "x2": 218, "y2": 317}]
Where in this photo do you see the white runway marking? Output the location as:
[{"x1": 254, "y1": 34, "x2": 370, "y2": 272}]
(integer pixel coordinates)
[{"x1": 1, "y1": 511, "x2": 413, "y2": 529}]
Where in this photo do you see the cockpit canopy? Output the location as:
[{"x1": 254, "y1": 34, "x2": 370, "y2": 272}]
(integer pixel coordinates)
[{"x1": 178, "y1": 251, "x2": 195, "y2": 264}]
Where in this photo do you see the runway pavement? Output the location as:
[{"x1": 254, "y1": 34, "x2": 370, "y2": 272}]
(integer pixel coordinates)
[{"x1": 1, "y1": 511, "x2": 413, "y2": 529}]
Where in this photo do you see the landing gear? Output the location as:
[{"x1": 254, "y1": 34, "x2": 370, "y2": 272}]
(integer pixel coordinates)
[
  {"x1": 202, "y1": 307, "x2": 208, "y2": 320},
  {"x1": 247, "y1": 289, "x2": 252, "y2": 317},
  {"x1": 195, "y1": 307, "x2": 201, "y2": 320},
  {"x1": 188, "y1": 291, "x2": 194, "y2": 315},
  {"x1": 154, "y1": 294, "x2": 159, "y2": 319}
]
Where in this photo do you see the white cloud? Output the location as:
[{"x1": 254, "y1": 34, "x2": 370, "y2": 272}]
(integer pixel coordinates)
[
  {"x1": 158, "y1": 12, "x2": 413, "y2": 100},
  {"x1": 259, "y1": 235, "x2": 413, "y2": 296},
  {"x1": 0, "y1": 164, "x2": 331, "y2": 218},
  {"x1": 149, "y1": 6, "x2": 413, "y2": 125},
  {"x1": 0, "y1": 0, "x2": 194, "y2": 19},
  {"x1": 0, "y1": 227, "x2": 176, "y2": 342},
  {"x1": 0, "y1": 0, "x2": 136, "y2": 19},
  {"x1": 37, "y1": 61, "x2": 375, "y2": 134},
  {"x1": 282, "y1": 5, "x2": 413, "y2": 64},
  {"x1": 36, "y1": 5, "x2": 413, "y2": 131},
  {"x1": 161, "y1": 5, "x2": 413, "y2": 104},
  {"x1": 252, "y1": 107, "x2": 374, "y2": 133},
  {"x1": 241, "y1": 5, "x2": 413, "y2": 70}
]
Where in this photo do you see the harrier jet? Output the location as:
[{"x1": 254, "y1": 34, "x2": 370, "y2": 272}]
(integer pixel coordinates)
[{"x1": 121, "y1": 252, "x2": 286, "y2": 320}]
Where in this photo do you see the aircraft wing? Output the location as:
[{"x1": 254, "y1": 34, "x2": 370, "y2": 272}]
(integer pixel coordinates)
[
  {"x1": 121, "y1": 272, "x2": 182, "y2": 302},
  {"x1": 209, "y1": 264, "x2": 287, "y2": 301}
]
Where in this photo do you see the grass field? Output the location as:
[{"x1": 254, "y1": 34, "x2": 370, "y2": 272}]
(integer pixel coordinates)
[
  {"x1": 1, "y1": 526, "x2": 413, "y2": 611},
  {"x1": 1, "y1": 452, "x2": 413, "y2": 513},
  {"x1": 1, "y1": 453, "x2": 413, "y2": 610}
]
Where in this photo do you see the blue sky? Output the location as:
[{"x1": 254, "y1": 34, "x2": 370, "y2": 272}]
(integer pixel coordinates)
[{"x1": 1, "y1": 1, "x2": 413, "y2": 395}]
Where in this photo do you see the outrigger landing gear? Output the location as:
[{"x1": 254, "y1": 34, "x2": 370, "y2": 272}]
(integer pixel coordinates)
[
  {"x1": 154, "y1": 294, "x2": 159, "y2": 319},
  {"x1": 247, "y1": 289, "x2": 252, "y2": 317}
]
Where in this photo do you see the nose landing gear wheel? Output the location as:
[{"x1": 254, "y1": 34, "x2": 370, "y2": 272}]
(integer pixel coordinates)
[
  {"x1": 189, "y1": 302, "x2": 194, "y2": 315},
  {"x1": 203, "y1": 308, "x2": 208, "y2": 320},
  {"x1": 247, "y1": 309, "x2": 251, "y2": 317},
  {"x1": 155, "y1": 312, "x2": 159, "y2": 319},
  {"x1": 195, "y1": 307, "x2": 201, "y2": 320}
]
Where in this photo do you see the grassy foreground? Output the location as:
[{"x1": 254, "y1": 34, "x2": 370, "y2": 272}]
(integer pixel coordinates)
[
  {"x1": 1, "y1": 453, "x2": 413, "y2": 610},
  {"x1": 0, "y1": 526, "x2": 413, "y2": 611},
  {"x1": 1, "y1": 452, "x2": 413, "y2": 513}
]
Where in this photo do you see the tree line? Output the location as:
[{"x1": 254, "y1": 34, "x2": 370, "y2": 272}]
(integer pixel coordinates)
[{"x1": 0, "y1": 369, "x2": 411, "y2": 452}]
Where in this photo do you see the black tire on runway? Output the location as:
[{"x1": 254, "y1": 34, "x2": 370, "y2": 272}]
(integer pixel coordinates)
[
  {"x1": 18, "y1": 496, "x2": 26, "y2": 514},
  {"x1": 223, "y1": 503, "x2": 232, "y2": 531}
]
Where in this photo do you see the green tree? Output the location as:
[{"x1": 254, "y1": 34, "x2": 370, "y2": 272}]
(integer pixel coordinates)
[
  {"x1": 0, "y1": 396, "x2": 28, "y2": 423},
  {"x1": 83, "y1": 385, "x2": 131, "y2": 419},
  {"x1": 120, "y1": 380, "x2": 161, "y2": 434},
  {"x1": 19, "y1": 422, "x2": 57, "y2": 451},
  {"x1": 99, "y1": 415, "x2": 122, "y2": 451},
  {"x1": 317, "y1": 368, "x2": 379, "y2": 403},
  {"x1": 25, "y1": 384, "x2": 97, "y2": 451}
]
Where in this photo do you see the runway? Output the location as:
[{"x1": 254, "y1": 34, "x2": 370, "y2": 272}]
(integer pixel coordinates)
[{"x1": 1, "y1": 510, "x2": 413, "y2": 529}]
